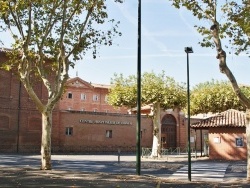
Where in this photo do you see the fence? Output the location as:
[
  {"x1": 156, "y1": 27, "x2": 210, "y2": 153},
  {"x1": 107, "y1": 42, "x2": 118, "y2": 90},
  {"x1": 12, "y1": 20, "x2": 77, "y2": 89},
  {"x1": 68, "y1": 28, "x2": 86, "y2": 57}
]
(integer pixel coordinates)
[
  {"x1": 0, "y1": 145, "x2": 195, "y2": 157},
  {"x1": 141, "y1": 147, "x2": 195, "y2": 158}
]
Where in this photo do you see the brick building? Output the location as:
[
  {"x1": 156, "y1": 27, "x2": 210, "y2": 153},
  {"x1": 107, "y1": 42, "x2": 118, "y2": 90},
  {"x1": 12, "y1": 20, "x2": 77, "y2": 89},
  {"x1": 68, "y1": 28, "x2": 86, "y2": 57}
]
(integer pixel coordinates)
[
  {"x1": 59, "y1": 77, "x2": 128, "y2": 113},
  {"x1": 0, "y1": 48, "x2": 192, "y2": 154},
  {"x1": 191, "y1": 109, "x2": 247, "y2": 160},
  {"x1": 0, "y1": 49, "x2": 60, "y2": 153}
]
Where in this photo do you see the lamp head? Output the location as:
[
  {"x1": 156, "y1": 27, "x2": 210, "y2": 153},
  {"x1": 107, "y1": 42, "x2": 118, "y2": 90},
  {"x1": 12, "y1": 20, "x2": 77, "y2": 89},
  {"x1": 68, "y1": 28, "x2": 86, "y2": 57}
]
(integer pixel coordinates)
[{"x1": 185, "y1": 47, "x2": 193, "y2": 53}]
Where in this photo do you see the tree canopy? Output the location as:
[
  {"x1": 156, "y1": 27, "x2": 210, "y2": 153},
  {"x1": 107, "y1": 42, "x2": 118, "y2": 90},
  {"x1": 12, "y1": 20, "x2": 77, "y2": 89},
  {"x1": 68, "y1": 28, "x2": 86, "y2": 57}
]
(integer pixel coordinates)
[
  {"x1": 108, "y1": 71, "x2": 187, "y2": 110},
  {"x1": 190, "y1": 80, "x2": 250, "y2": 115}
]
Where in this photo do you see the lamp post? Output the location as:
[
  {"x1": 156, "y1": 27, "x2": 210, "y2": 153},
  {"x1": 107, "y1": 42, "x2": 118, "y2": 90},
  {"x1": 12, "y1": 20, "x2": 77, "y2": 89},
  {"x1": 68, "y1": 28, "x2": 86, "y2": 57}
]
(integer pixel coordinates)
[
  {"x1": 136, "y1": 0, "x2": 141, "y2": 176},
  {"x1": 184, "y1": 46, "x2": 193, "y2": 181}
]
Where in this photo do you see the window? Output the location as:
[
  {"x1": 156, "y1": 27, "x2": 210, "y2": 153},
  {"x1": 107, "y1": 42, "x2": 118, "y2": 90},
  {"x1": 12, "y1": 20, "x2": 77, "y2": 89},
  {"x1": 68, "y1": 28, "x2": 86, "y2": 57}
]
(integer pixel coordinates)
[
  {"x1": 106, "y1": 130, "x2": 112, "y2": 138},
  {"x1": 104, "y1": 95, "x2": 108, "y2": 103},
  {"x1": 81, "y1": 93, "x2": 87, "y2": 100},
  {"x1": 213, "y1": 137, "x2": 221, "y2": 144},
  {"x1": 68, "y1": 92, "x2": 73, "y2": 99},
  {"x1": 93, "y1": 108, "x2": 98, "y2": 112},
  {"x1": 93, "y1": 94, "x2": 99, "y2": 101},
  {"x1": 66, "y1": 127, "x2": 73, "y2": 136},
  {"x1": 105, "y1": 109, "x2": 109, "y2": 113},
  {"x1": 236, "y1": 137, "x2": 244, "y2": 147}
]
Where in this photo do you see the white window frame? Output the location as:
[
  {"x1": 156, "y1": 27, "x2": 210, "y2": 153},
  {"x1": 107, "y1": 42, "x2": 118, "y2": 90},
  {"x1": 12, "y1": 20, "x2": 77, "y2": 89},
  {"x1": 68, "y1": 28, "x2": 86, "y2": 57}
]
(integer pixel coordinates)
[
  {"x1": 93, "y1": 94, "x2": 99, "y2": 101},
  {"x1": 81, "y1": 93, "x2": 87, "y2": 100},
  {"x1": 104, "y1": 95, "x2": 108, "y2": 103}
]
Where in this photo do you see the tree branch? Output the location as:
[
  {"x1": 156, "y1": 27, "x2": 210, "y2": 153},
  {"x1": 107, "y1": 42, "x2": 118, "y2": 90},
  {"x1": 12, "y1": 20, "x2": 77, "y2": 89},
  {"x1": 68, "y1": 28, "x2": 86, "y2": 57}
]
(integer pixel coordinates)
[
  {"x1": 8, "y1": 1, "x2": 25, "y2": 39},
  {"x1": 67, "y1": 2, "x2": 95, "y2": 59},
  {"x1": 210, "y1": 23, "x2": 250, "y2": 108}
]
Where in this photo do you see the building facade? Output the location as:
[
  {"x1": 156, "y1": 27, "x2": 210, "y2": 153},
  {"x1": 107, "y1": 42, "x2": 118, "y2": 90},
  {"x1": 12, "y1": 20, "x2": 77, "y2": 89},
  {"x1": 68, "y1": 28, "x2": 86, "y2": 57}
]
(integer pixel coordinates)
[
  {"x1": 191, "y1": 109, "x2": 247, "y2": 160},
  {"x1": 0, "y1": 48, "x2": 193, "y2": 154},
  {"x1": 59, "y1": 77, "x2": 128, "y2": 114}
]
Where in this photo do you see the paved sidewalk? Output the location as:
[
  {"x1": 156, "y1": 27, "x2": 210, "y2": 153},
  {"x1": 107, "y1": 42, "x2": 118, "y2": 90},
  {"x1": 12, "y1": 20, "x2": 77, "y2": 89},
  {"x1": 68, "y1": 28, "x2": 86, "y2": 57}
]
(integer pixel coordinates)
[{"x1": 0, "y1": 154, "x2": 248, "y2": 187}]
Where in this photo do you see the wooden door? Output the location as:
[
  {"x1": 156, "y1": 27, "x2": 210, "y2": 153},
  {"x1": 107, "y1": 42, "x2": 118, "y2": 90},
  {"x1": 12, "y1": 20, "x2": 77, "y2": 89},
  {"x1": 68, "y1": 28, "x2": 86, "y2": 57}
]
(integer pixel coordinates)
[{"x1": 161, "y1": 114, "x2": 177, "y2": 148}]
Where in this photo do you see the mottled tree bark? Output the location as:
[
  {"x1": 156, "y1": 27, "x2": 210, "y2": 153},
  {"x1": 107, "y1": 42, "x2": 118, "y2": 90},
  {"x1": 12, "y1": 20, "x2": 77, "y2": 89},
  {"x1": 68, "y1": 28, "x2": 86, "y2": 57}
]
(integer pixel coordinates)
[
  {"x1": 151, "y1": 102, "x2": 162, "y2": 158},
  {"x1": 41, "y1": 111, "x2": 52, "y2": 170}
]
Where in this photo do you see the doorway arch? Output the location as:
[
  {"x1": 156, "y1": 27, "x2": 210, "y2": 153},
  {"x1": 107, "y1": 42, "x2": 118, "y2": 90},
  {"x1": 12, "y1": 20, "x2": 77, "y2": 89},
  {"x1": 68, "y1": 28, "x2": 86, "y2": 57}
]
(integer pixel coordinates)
[{"x1": 161, "y1": 114, "x2": 177, "y2": 149}]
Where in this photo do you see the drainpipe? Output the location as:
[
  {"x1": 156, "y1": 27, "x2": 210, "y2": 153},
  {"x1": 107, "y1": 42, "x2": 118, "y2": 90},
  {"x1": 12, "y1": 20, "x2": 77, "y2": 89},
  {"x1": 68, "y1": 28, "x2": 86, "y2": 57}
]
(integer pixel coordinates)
[
  {"x1": 16, "y1": 80, "x2": 22, "y2": 153},
  {"x1": 200, "y1": 129, "x2": 203, "y2": 157}
]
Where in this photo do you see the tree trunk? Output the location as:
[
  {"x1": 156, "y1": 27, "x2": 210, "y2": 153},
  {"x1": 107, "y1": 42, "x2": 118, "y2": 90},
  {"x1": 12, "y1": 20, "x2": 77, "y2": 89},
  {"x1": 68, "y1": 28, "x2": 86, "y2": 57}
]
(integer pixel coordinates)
[
  {"x1": 210, "y1": 23, "x2": 250, "y2": 181},
  {"x1": 246, "y1": 109, "x2": 250, "y2": 181},
  {"x1": 151, "y1": 102, "x2": 161, "y2": 158},
  {"x1": 40, "y1": 110, "x2": 52, "y2": 170}
]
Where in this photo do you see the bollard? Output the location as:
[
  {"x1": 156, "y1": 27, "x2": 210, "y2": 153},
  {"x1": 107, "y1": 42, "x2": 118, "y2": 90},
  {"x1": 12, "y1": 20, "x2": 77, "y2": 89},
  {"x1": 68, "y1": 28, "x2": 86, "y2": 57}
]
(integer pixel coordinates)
[{"x1": 118, "y1": 148, "x2": 121, "y2": 163}]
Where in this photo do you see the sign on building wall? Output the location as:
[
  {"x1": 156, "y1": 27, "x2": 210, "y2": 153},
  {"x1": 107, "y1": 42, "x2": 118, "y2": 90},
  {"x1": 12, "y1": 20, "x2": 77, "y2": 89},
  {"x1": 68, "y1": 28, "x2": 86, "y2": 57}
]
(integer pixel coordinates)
[
  {"x1": 79, "y1": 119, "x2": 132, "y2": 125},
  {"x1": 236, "y1": 137, "x2": 244, "y2": 147}
]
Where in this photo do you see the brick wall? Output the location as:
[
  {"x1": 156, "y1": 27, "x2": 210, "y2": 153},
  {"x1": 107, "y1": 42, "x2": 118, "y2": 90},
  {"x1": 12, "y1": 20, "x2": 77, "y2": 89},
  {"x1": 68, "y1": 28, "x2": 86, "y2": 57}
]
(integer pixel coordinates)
[
  {"x1": 0, "y1": 52, "x2": 60, "y2": 153},
  {"x1": 57, "y1": 111, "x2": 153, "y2": 152},
  {"x1": 209, "y1": 127, "x2": 246, "y2": 160}
]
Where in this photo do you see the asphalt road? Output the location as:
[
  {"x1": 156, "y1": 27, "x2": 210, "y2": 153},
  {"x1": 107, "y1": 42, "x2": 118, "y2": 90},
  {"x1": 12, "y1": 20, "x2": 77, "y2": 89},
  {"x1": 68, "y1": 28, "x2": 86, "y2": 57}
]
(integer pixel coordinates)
[{"x1": 0, "y1": 154, "x2": 248, "y2": 187}]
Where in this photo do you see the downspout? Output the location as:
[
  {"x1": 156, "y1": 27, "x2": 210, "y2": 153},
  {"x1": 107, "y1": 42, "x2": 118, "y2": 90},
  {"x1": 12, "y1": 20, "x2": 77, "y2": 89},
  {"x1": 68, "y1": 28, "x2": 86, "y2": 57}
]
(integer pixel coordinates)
[
  {"x1": 178, "y1": 109, "x2": 181, "y2": 148},
  {"x1": 200, "y1": 129, "x2": 203, "y2": 157},
  {"x1": 16, "y1": 81, "x2": 22, "y2": 153}
]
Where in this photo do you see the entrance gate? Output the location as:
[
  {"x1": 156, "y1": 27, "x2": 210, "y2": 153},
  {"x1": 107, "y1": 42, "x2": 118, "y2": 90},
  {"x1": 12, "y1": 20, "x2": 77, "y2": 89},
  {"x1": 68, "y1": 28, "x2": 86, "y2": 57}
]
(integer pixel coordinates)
[{"x1": 161, "y1": 114, "x2": 177, "y2": 148}]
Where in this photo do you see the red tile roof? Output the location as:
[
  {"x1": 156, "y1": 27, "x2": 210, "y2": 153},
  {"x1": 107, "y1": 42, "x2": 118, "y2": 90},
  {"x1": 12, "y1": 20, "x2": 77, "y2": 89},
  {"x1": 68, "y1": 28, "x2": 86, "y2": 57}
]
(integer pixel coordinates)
[{"x1": 191, "y1": 109, "x2": 246, "y2": 129}]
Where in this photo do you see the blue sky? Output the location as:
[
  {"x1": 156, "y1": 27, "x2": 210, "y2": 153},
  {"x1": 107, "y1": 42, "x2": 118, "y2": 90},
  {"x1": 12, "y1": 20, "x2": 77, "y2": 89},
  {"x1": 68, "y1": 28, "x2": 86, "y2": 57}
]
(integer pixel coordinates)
[
  {"x1": 1, "y1": 0, "x2": 249, "y2": 87},
  {"x1": 69, "y1": 0, "x2": 249, "y2": 87}
]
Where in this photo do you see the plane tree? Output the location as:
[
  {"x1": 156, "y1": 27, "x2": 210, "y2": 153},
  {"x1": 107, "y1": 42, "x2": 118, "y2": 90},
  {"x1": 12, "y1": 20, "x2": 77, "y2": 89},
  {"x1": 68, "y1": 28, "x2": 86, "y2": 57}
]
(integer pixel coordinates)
[
  {"x1": 169, "y1": 0, "x2": 250, "y2": 180},
  {"x1": 0, "y1": 0, "x2": 123, "y2": 170},
  {"x1": 190, "y1": 80, "x2": 250, "y2": 115},
  {"x1": 108, "y1": 71, "x2": 186, "y2": 157}
]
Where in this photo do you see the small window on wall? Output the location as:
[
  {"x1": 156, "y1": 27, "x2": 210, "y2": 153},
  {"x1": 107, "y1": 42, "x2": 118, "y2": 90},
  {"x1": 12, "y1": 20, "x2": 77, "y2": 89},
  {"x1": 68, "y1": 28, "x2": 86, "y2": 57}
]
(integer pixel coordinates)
[
  {"x1": 106, "y1": 130, "x2": 112, "y2": 138},
  {"x1": 68, "y1": 92, "x2": 73, "y2": 99},
  {"x1": 104, "y1": 95, "x2": 108, "y2": 103},
  {"x1": 81, "y1": 93, "x2": 87, "y2": 100},
  {"x1": 213, "y1": 137, "x2": 221, "y2": 144},
  {"x1": 93, "y1": 94, "x2": 99, "y2": 101},
  {"x1": 66, "y1": 127, "x2": 73, "y2": 136},
  {"x1": 236, "y1": 137, "x2": 244, "y2": 147}
]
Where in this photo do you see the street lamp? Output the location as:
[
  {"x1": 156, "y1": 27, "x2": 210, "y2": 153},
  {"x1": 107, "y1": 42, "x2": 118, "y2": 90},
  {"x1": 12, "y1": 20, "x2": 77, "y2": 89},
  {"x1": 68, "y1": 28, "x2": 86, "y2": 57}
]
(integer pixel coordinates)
[
  {"x1": 185, "y1": 46, "x2": 193, "y2": 181},
  {"x1": 136, "y1": 0, "x2": 142, "y2": 176}
]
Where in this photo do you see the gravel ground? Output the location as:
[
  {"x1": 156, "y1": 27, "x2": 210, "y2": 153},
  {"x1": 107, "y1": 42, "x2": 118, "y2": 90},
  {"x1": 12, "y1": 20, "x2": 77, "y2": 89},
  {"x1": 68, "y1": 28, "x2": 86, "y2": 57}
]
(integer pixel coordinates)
[{"x1": 0, "y1": 166, "x2": 249, "y2": 188}]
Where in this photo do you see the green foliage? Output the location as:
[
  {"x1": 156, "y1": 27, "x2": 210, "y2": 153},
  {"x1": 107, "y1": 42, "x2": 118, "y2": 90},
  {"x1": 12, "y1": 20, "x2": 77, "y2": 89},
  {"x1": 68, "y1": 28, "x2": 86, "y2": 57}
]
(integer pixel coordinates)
[
  {"x1": 169, "y1": 0, "x2": 250, "y2": 56},
  {"x1": 108, "y1": 73, "x2": 137, "y2": 108},
  {"x1": 190, "y1": 80, "x2": 250, "y2": 115},
  {"x1": 221, "y1": 1, "x2": 250, "y2": 55},
  {"x1": 108, "y1": 71, "x2": 187, "y2": 110},
  {"x1": 0, "y1": 0, "x2": 122, "y2": 71}
]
